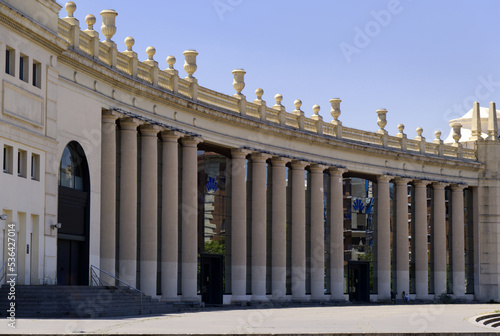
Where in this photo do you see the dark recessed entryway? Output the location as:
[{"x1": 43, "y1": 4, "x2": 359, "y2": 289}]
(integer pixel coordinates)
[{"x1": 57, "y1": 141, "x2": 90, "y2": 286}]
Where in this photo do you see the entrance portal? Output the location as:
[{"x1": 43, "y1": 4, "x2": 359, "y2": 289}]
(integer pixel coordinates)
[
  {"x1": 200, "y1": 254, "x2": 223, "y2": 305},
  {"x1": 348, "y1": 260, "x2": 370, "y2": 302},
  {"x1": 57, "y1": 142, "x2": 90, "y2": 286}
]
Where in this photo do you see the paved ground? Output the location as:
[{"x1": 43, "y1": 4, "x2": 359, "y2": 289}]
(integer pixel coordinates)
[{"x1": 1, "y1": 303, "x2": 499, "y2": 335}]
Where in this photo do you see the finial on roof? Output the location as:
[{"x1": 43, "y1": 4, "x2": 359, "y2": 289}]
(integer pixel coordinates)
[
  {"x1": 146, "y1": 46, "x2": 156, "y2": 61},
  {"x1": 166, "y1": 56, "x2": 176, "y2": 69},
  {"x1": 65, "y1": 2, "x2": 76, "y2": 18}
]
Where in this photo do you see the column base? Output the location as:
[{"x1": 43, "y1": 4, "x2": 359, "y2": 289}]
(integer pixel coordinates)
[
  {"x1": 161, "y1": 296, "x2": 181, "y2": 302},
  {"x1": 310, "y1": 295, "x2": 327, "y2": 301},
  {"x1": 181, "y1": 296, "x2": 200, "y2": 303},
  {"x1": 231, "y1": 295, "x2": 250, "y2": 303},
  {"x1": 251, "y1": 295, "x2": 269, "y2": 302},
  {"x1": 291, "y1": 295, "x2": 308, "y2": 302}
]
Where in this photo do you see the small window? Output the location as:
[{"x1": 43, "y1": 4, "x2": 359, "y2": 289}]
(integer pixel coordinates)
[
  {"x1": 3, "y1": 145, "x2": 13, "y2": 174},
  {"x1": 19, "y1": 54, "x2": 28, "y2": 82},
  {"x1": 32, "y1": 61, "x2": 41, "y2": 88},
  {"x1": 31, "y1": 153, "x2": 40, "y2": 181},
  {"x1": 18, "y1": 149, "x2": 27, "y2": 178},
  {"x1": 5, "y1": 47, "x2": 14, "y2": 76}
]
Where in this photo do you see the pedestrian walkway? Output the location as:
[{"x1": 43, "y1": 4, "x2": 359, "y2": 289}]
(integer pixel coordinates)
[{"x1": 0, "y1": 303, "x2": 499, "y2": 335}]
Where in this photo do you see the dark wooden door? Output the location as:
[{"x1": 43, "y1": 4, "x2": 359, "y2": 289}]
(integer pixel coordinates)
[{"x1": 57, "y1": 186, "x2": 89, "y2": 285}]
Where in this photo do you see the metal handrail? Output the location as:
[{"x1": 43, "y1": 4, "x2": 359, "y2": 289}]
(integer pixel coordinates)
[
  {"x1": 90, "y1": 265, "x2": 143, "y2": 314},
  {"x1": 0, "y1": 260, "x2": 7, "y2": 285}
]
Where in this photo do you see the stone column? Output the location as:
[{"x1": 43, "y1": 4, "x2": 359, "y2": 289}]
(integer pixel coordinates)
[
  {"x1": 231, "y1": 149, "x2": 249, "y2": 302},
  {"x1": 119, "y1": 117, "x2": 141, "y2": 286},
  {"x1": 310, "y1": 164, "x2": 326, "y2": 300},
  {"x1": 160, "y1": 131, "x2": 181, "y2": 300},
  {"x1": 329, "y1": 168, "x2": 346, "y2": 300},
  {"x1": 271, "y1": 157, "x2": 287, "y2": 300},
  {"x1": 100, "y1": 111, "x2": 118, "y2": 276},
  {"x1": 414, "y1": 180, "x2": 430, "y2": 299},
  {"x1": 377, "y1": 175, "x2": 392, "y2": 300},
  {"x1": 451, "y1": 184, "x2": 466, "y2": 297},
  {"x1": 433, "y1": 182, "x2": 447, "y2": 298},
  {"x1": 251, "y1": 153, "x2": 269, "y2": 301},
  {"x1": 139, "y1": 124, "x2": 161, "y2": 296},
  {"x1": 395, "y1": 178, "x2": 411, "y2": 296},
  {"x1": 291, "y1": 160, "x2": 307, "y2": 300},
  {"x1": 181, "y1": 136, "x2": 202, "y2": 301}
]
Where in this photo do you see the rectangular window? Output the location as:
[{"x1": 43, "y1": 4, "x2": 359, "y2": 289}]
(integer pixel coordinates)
[
  {"x1": 31, "y1": 153, "x2": 40, "y2": 181},
  {"x1": 5, "y1": 47, "x2": 14, "y2": 76},
  {"x1": 19, "y1": 54, "x2": 28, "y2": 82},
  {"x1": 32, "y1": 61, "x2": 41, "y2": 88},
  {"x1": 17, "y1": 149, "x2": 27, "y2": 178},
  {"x1": 3, "y1": 145, "x2": 13, "y2": 174}
]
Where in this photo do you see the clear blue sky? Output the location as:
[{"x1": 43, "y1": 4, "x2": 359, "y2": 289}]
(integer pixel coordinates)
[{"x1": 59, "y1": 0, "x2": 500, "y2": 139}]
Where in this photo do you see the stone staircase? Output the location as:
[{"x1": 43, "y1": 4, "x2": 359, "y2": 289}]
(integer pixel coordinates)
[{"x1": 0, "y1": 285, "x2": 194, "y2": 318}]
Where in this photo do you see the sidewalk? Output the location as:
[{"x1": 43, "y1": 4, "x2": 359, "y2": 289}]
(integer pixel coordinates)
[{"x1": 0, "y1": 303, "x2": 498, "y2": 335}]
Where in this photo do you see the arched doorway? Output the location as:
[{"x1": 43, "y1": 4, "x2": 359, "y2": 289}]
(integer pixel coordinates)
[{"x1": 57, "y1": 141, "x2": 90, "y2": 285}]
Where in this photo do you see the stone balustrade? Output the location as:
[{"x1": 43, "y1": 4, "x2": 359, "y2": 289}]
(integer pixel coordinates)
[{"x1": 57, "y1": 2, "x2": 477, "y2": 163}]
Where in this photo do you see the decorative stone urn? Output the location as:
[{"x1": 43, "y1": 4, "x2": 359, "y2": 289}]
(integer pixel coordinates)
[
  {"x1": 232, "y1": 69, "x2": 246, "y2": 95},
  {"x1": 100, "y1": 9, "x2": 118, "y2": 42},
  {"x1": 376, "y1": 109, "x2": 388, "y2": 134},
  {"x1": 330, "y1": 98, "x2": 341, "y2": 121},
  {"x1": 183, "y1": 50, "x2": 198, "y2": 78},
  {"x1": 452, "y1": 123, "x2": 462, "y2": 144},
  {"x1": 274, "y1": 94, "x2": 283, "y2": 106}
]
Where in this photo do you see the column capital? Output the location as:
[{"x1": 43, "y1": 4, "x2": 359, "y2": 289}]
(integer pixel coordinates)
[
  {"x1": 251, "y1": 152, "x2": 271, "y2": 163},
  {"x1": 451, "y1": 183, "x2": 467, "y2": 191},
  {"x1": 309, "y1": 164, "x2": 326, "y2": 174},
  {"x1": 231, "y1": 148, "x2": 251, "y2": 159},
  {"x1": 413, "y1": 179, "x2": 431, "y2": 187},
  {"x1": 160, "y1": 130, "x2": 182, "y2": 142},
  {"x1": 139, "y1": 124, "x2": 162, "y2": 136},
  {"x1": 328, "y1": 167, "x2": 346, "y2": 176},
  {"x1": 271, "y1": 156, "x2": 290, "y2": 167},
  {"x1": 432, "y1": 181, "x2": 448, "y2": 189},
  {"x1": 102, "y1": 110, "x2": 120, "y2": 123},
  {"x1": 291, "y1": 160, "x2": 307, "y2": 170},
  {"x1": 394, "y1": 177, "x2": 412, "y2": 185},
  {"x1": 119, "y1": 117, "x2": 142, "y2": 130},
  {"x1": 377, "y1": 175, "x2": 392, "y2": 183},
  {"x1": 180, "y1": 136, "x2": 202, "y2": 147}
]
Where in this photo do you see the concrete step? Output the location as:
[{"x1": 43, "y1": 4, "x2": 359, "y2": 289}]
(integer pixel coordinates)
[{"x1": 0, "y1": 285, "x2": 183, "y2": 318}]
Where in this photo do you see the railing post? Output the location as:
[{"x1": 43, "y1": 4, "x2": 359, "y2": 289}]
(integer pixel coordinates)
[
  {"x1": 183, "y1": 50, "x2": 199, "y2": 101},
  {"x1": 62, "y1": 2, "x2": 80, "y2": 49},
  {"x1": 292, "y1": 100, "x2": 305, "y2": 130},
  {"x1": 144, "y1": 46, "x2": 159, "y2": 85},
  {"x1": 376, "y1": 108, "x2": 388, "y2": 147},
  {"x1": 123, "y1": 37, "x2": 138, "y2": 77},
  {"x1": 311, "y1": 105, "x2": 323, "y2": 135},
  {"x1": 253, "y1": 88, "x2": 267, "y2": 121},
  {"x1": 232, "y1": 69, "x2": 247, "y2": 116},
  {"x1": 414, "y1": 127, "x2": 426, "y2": 153},
  {"x1": 273, "y1": 94, "x2": 286, "y2": 126},
  {"x1": 83, "y1": 14, "x2": 100, "y2": 59},
  {"x1": 100, "y1": 9, "x2": 118, "y2": 68},
  {"x1": 433, "y1": 130, "x2": 444, "y2": 156},
  {"x1": 165, "y1": 56, "x2": 179, "y2": 93},
  {"x1": 330, "y1": 98, "x2": 343, "y2": 138},
  {"x1": 396, "y1": 124, "x2": 407, "y2": 150}
]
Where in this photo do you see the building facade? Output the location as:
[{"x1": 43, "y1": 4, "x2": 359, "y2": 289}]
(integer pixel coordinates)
[{"x1": 1, "y1": 0, "x2": 499, "y2": 303}]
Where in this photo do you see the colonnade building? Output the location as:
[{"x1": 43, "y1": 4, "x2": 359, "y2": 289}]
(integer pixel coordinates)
[{"x1": 1, "y1": 0, "x2": 499, "y2": 304}]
